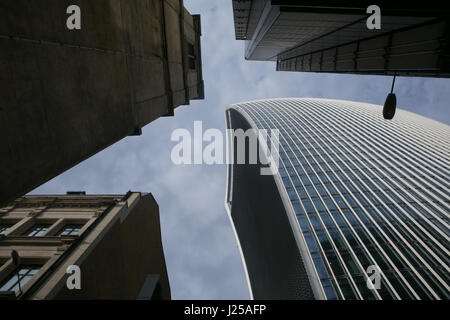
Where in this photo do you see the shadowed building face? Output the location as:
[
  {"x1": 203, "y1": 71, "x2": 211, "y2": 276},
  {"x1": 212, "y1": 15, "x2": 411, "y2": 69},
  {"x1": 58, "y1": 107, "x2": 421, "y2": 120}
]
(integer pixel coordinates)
[
  {"x1": 225, "y1": 98, "x2": 449, "y2": 300},
  {"x1": 0, "y1": 0, "x2": 204, "y2": 206}
]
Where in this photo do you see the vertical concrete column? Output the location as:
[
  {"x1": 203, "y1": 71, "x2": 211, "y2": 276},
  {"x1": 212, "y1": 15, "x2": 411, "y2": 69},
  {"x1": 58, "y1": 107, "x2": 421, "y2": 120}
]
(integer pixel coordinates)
[
  {"x1": 4, "y1": 216, "x2": 35, "y2": 236},
  {"x1": 43, "y1": 218, "x2": 65, "y2": 237}
]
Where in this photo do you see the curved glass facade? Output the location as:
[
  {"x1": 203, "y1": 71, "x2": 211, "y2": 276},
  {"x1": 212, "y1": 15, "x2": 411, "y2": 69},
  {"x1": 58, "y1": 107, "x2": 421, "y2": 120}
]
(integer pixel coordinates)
[{"x1": 226, "y1": 98, "x2": 449, "y2": 300}]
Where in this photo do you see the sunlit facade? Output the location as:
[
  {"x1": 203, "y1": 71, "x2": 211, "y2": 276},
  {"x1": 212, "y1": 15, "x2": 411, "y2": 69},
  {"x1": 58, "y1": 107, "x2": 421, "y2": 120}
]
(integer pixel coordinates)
[{"x1": 225, "y1": 98, "x2": 449, "y2": 300}]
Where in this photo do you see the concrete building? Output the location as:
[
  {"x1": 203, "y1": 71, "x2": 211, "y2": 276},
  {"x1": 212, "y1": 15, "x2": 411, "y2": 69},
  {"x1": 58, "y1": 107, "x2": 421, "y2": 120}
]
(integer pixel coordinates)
[
  {"x1": 225, "y1": 98, "x2": 449, "y2": 299},
  {"x1": 0, "y1": 192, "x2": 170, "y2": 300},
  {"x1": 232, "y1": 1, "x2": 450, "y2": 77},
  {"x1": 0, "y1": 0, "x2": 204, "y2": 206}
]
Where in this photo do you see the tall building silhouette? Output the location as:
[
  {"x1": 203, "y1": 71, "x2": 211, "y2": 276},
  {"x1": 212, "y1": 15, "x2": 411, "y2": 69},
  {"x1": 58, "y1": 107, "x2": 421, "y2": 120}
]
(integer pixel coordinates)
[
  {"x1": 225, "y1": 98, "x2": 449, "y2": 299},
  {"x1": 0, "y1": 1, "x2": 204, "y2": 206},
  {"x1": 0, "y1": 192, "x2": 170, "y2": 300},
  {"x1": 232, "y1": 1, "x2": 450, "y2": 77}
]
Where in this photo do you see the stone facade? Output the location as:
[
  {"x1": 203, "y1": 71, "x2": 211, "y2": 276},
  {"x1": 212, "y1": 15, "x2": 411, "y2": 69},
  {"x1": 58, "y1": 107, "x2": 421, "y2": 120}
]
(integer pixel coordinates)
[{"x1": 0, "y1": 192, "x2": 170, "y2": 300}]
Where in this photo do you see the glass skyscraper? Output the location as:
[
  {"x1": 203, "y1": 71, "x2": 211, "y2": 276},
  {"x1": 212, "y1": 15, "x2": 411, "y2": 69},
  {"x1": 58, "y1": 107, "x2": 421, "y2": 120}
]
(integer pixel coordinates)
[{"x1": 225, "y1": 98, "x2": 449, "y2": 300}]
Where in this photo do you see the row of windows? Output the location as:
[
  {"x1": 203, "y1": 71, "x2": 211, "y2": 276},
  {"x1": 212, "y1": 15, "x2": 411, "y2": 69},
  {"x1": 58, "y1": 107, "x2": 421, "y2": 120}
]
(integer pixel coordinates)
[
  {"x1": 0, "y1": 220, "x2": 86, "y2": 296},
  {"x1": 294, "y1": 195, "x2": 450, "y2": 298},
  {"x1": 279, "y1": 156, "x2": 449, "y2": 203},
  {"x1": 251, "y1": 107, "x2": 445, "y2": 222},
  {"x1": 280, "y1": 158, "x2": 448, "y2": 194},
  {"x1": 248, "y1": 99, "x2": 448, "y2": 151},
  {"x1": 0, "y1": 225, "x2": 10, "y2": 235},
  {"x1": 272, "y1": 108, "x2": 450, "y2": 204},
  {"x1": 296, "y1": 100, "x2": 448, "y2": 170},
  {"x1": 278, "y1": 128, "x2": 449, "y2": 183},
  {"x1": 295, "y1": 197, "x2": 448, "y2": 269},
  {"x1": 281, "y1": 167, "x2": 448, "y2": 223},
  {"x1": 0, "y1": 223, "x2": 83, "y2": 237},
  {"x1": 306, "y1": 109, "x2": 449, "y2": 193},
  {"x1": 287, "y1": 181, "x2": 447, "y2": 219}
]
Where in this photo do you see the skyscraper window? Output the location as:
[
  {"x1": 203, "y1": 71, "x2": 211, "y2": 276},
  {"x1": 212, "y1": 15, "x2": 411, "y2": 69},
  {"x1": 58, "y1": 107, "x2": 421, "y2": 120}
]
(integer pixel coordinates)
[{"x1": 225, "y1": 98, "x2": 449, "y2": 300}]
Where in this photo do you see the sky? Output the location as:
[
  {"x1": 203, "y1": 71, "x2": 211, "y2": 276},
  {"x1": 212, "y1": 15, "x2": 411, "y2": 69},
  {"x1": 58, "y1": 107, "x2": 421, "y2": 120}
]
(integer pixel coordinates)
[{"x1": 30, "y1": 0, "x2": 450, "y2": 299}]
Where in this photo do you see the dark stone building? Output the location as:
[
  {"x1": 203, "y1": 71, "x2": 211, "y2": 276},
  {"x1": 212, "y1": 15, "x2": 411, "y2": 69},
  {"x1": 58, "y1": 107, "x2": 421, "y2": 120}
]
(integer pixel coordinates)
[
  {"x1": 232, "y1": 0, "x2": 450, "y2": 77},
  {"x1": 0, "y1": 192, "x2": 170, "y2": 300},
  {"x1": 0, "y1": 0, "x2": 204, "y2": 206}
]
